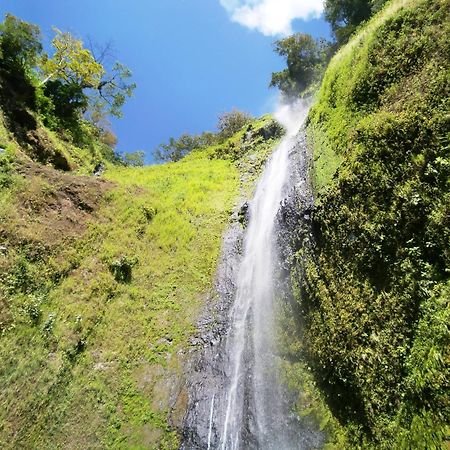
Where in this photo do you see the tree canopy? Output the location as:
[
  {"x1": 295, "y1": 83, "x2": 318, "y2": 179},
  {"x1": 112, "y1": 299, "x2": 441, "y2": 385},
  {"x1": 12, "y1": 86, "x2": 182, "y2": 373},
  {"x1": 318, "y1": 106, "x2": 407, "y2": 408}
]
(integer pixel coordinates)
[
  {"x1": 270, "y1": 0, "x2": 389, "y2": 98},
  {"x1": 0, "y1": 14, "x2": 135, "y2": 133},
  {"x1": 123, "y1": 150, "x2": 145, "y2": 167},
  {"x1": 39, "y1": 29, "x2": 136, "y2": 120},
  {"x1": 40, "y1": 29, "x2": 104, "y2": 87},
  {"x1": 270, "y1": 34, "x2": 330, "y2": 98},
  {"x1": 154, "y1": 133, "x2": 206, "y2": 162},
  {"x1": 0, "y1": 13, "x2": 42, "y2": 73},
  {"x1": 217, "y1": 109, "x2": 252, "y2": 139},
  {"x1": 324, "y1": 0, "x2": 374, "y2": 44}
]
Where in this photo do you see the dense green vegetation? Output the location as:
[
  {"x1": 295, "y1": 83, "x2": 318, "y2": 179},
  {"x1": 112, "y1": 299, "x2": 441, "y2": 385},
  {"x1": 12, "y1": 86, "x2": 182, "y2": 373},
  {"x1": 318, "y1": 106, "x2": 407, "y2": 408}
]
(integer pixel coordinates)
[
  {"x1": 0, "y1": 11, "x2": 284, "y2": 447},
  {"x1": 324, "y1": 0, "x2": 388, "y2": 45},
  {"x1": 1, "y1": 0, "x2": 448, "y2": 447},
  {"x1": 290, "y1": 0, "x2": 450, "y2": 447},
  {"x1": 0, "y1": 13, "x2": 134, "y2": 172}
]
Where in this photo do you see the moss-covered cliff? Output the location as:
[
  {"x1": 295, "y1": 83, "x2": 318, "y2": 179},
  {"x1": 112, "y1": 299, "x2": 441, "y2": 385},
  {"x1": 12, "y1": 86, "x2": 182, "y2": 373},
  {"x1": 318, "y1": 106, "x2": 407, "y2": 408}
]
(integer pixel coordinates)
[{"x1": 291, "y1": 0, "x2": 449, "y2": 447}]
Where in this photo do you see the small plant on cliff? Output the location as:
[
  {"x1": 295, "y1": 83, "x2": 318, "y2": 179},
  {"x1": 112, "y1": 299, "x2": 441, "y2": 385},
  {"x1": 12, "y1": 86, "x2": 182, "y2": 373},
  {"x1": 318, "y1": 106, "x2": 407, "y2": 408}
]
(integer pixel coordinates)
[{"x1": 109, "y1": 255, "x2": 137, "y2": 283}]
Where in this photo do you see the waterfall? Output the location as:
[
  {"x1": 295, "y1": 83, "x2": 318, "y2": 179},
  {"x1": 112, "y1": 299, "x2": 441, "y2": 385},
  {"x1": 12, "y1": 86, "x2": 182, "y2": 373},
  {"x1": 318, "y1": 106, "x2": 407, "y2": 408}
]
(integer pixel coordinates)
[
  {"x1": 181, "y1": 100, "x2": 321, "y2": 450},
  {"x1": 218, "y1": 101, "x2": 309, "y2": 449}
]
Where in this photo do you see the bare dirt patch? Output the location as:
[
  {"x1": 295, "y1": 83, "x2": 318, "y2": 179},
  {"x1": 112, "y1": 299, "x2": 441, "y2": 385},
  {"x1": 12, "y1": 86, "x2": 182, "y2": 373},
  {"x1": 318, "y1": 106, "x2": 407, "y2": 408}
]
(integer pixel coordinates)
[{"x1": 6, "y1": 160, "x2": 114, "y2": 247}]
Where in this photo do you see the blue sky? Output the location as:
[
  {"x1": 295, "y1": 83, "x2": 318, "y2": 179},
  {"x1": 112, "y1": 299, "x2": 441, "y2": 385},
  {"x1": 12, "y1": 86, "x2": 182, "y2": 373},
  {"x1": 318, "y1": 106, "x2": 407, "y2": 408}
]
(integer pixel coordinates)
[{"x1": 2, "y1": 0, "x2": 330, "y2": 162}]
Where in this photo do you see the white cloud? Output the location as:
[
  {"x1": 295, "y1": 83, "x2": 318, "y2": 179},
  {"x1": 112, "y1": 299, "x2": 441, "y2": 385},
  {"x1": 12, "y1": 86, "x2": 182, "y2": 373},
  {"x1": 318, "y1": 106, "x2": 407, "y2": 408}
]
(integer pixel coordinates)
[{"x1": 220, "y1": 0, "x2": 324, "y2": 36}]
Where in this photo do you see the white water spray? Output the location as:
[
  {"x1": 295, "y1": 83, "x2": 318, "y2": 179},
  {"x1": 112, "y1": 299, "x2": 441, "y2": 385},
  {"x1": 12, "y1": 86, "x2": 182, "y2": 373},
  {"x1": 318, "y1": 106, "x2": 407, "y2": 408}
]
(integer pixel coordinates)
[
  {"x1": 207, "y1": 393, "x2": 215, "y2": 450},
  {"x1": 219, "y1": 100, "x2": 310, "y2": 449}
]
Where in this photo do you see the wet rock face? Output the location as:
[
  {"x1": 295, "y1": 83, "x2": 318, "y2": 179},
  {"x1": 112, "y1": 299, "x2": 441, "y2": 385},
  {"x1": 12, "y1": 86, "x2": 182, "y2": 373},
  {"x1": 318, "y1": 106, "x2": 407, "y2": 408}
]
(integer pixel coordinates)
[
  {"x1": 276, "y1": 131, "x2": 315, "y2": 275},
  {"x1": 180, "y1": 218, "x2": 244, "y2": 449},
  {"x1": 238, "y1": 201, "x2": 250, "y2": 227}
]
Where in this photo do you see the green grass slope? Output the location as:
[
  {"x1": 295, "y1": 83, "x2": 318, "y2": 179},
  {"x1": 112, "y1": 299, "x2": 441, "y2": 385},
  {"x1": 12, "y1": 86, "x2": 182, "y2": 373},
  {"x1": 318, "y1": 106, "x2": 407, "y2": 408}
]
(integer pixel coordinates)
[
  {"x1": 291, "y1": 0, "x2": 449, "y2": 447},
  {"x1": 0, "y1": 115, "x2": 281, "y2": 448}
]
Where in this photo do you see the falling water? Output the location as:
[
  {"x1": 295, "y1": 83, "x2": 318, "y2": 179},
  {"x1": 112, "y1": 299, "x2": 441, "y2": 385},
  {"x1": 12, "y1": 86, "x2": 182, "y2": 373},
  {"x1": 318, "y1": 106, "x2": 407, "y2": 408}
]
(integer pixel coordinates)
[
  {"x1": 218, "y1": 101, "x2": 310, "y2": 450},
  {"x1": 180, "y1": 100, "x2": 319, "y2": 450}
]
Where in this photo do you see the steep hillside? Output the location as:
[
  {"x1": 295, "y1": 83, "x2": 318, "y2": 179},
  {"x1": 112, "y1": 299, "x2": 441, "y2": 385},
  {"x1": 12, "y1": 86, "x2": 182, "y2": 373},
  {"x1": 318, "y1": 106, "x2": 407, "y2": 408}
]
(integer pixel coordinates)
[
  {"x1": 0, "y1": 112, "x2": 281, "y2": 448},
  {"x1": 0, "y1": 76, "x2": 118, "y2": 175},
  {"x1": 290, "y1": 0, "x2": 449, "y2": 447}
]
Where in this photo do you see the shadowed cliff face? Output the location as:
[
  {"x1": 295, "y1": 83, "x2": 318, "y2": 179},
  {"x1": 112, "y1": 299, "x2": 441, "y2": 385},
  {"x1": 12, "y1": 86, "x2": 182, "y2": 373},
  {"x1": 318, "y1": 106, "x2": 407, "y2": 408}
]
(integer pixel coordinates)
[{"x1": 291, "y1": 0, "x2": 450, "y2": 447}]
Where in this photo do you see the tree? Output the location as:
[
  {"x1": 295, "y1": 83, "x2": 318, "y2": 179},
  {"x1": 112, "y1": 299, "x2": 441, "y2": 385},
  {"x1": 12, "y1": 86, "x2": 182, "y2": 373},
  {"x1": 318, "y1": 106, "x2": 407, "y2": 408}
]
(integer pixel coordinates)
[
  {"x1": 123, "y1": 150, "x2": 145, "y2": 167},
  {"x1": 39, "y1": 29, "x2": 135, "y2": 119},
  {"x1": 154, "y1": 110, "x2": 254, "y2": 163},
  {"x1": 217, "y1": 109, "x2": 252, "y2": 139},
  {"x1": 95, "y1": 61, "x2": 135, "y2": 118},
  {"x1": 153, "y1": 133, "x2": 203, "y2": 162},
  {"x1": 324, "y1": 0, "x2": 385, "y2": 44},
  {"x1": 270, "y1": 33, "x2": 330, "y2": 98},
  {"x1": 40, "y1": 29, "x2": 103, "y2": 86},
  {"x1": 0, "y1": 13, "x2": 133, "y2": 169},
  {"x1": 0, "y1": 14, "x2": 42, "y2": 73},
  {"x1": 90, "y1": 106, "x2": 118, "y2": 148}
]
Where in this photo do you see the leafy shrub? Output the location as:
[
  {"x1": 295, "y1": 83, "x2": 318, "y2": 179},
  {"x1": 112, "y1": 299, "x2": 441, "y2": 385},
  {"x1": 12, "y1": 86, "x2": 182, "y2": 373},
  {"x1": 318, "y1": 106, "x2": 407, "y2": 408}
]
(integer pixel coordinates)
[
  {"x1": 23, "y1": 294, "x2": 43, "y2": 325},
  {"x1": 0, "y1": 145, "x2": 15, "y2": 188},
  {"x1": 42, "y1": 312, "x2": 56, "y2": 335},
  {"x1": 109, "y1": 255, "x2": 137, "y2": 283},
  {"x1": 141, "y1": 205, "x2": 157, "y2": 222},
  {"x1": 123, "y1": 150, "x2": 145, "y2": 167},
  {"x1": 217, "y1": 109, "x2": 252, "y2": 140},
  {"x1": 153, "y1": 133, "x2": 210, "y2": 162}
]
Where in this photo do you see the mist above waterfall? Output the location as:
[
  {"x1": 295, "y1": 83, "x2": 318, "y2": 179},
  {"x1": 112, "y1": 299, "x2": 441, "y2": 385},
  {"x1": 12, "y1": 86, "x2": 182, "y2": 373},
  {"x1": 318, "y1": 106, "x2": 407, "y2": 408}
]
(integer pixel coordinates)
[{"x1": 274, "y1": 98, "x2": 312, "y2": 137}]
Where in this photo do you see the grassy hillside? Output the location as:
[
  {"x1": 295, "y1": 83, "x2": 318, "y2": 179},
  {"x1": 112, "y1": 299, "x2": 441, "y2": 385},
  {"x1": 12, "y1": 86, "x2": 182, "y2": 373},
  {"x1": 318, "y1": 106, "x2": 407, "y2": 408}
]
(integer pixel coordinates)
[
  {"x1": 0, "y1": 112, "x2": 280, "y2": 448},
  {"x1": 290, "y1": 0, "x2": 449, "y2": 447}
]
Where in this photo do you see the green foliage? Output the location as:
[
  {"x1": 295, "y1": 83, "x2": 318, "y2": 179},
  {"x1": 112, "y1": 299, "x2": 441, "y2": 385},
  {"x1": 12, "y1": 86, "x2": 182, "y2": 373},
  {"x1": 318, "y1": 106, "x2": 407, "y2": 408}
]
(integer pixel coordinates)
[
  {"x1": 294, "y1": 0, "x2": 450, "y2": 447},
  {"x1": 270, "y1": 33, "x2": 331, "y2": 98},
  {"x1": 96, "y1": 62, "x2": 136, "y2": 119},
  {"x1": 0, "y1": 13, "x2": 134, "y2": 172},
  {"x1": 324, "y1": 0, "x2": 387, "y2": 44},
  {"x1": 154, "y1": 110, "x2": 254, "y2": 163},
  {"x1": 216, "y1": 109, "x2": 252, "y2": 139},
  {"x1": 42, "y1": 79, "x2": 88, "y2": 126},
  {"x1": 154, "y1": 133, "x2": 205, "y2": 162},
  {"x1": 0, "y1": 114, "x2": 279, "y2": 448},
  {"x1": 123, "y1": 150, "x2": 145, "y2": 167},
  {"x1": 40, "y1": 28, "x2": 104, "y2": 86},
  {"x1": 186, "y1": 115, "x2": 283, "y2": 173},
  {"x1": 109, "y1": 255, "x2": 138, "y2": 283},
  {"x1": 39, "y1": 29, "x2": 135, "y2": 121},
  {"x1": 0, "y1": 155, "x2": 238, "y2": 448},
  {"x1": 0, "y1": 13, "x2": 42, "y2": 72},
  {"x1": 42, "y1": 312, "x2": 56, "y2": 335},
  {"x1": 0, "y1": 145, "x2": 16, "y2": 188}
]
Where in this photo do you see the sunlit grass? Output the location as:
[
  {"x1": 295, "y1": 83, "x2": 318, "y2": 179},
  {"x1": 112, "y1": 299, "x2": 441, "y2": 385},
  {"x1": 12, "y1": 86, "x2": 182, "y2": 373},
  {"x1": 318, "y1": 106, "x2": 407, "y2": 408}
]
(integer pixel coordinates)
[{"x1": 0, "y1": 110, "x2": 285, "y2": 447}]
